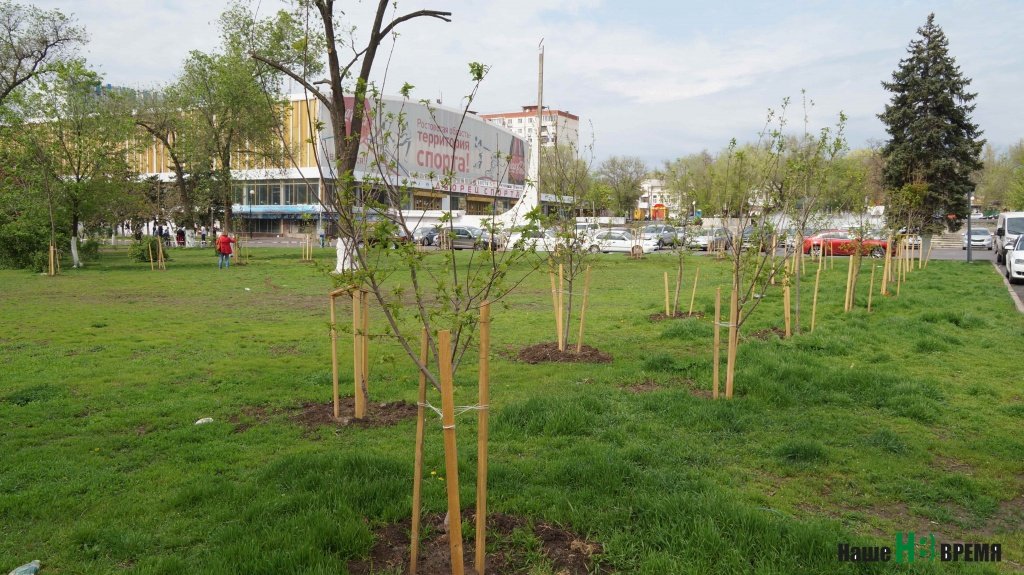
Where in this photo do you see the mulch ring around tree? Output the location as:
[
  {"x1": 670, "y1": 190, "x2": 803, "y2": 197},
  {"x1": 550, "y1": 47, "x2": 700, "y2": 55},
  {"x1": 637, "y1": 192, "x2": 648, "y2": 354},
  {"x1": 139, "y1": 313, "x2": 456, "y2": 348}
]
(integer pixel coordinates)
[
  {"x1": 648, "y1": 311, "x2": 706, "y2": 321},
  {"x1": 517, "y1": 342, "x2": 613, "y2": 364},
  {"x1": 347, "y1": 509, "x2": 607, "y2": 575},
  {"x1": 229, "y1": 398, "x2": 417, "y2": 434},
  {"x1": 746, "y1": 327, "x2": 787, "y2": 341}
]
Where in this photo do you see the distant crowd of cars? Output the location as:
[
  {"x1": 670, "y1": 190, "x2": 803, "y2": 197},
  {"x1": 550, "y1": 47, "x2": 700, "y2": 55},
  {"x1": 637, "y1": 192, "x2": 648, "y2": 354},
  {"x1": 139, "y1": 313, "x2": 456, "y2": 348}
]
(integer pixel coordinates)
[{"x1": 366, "y1": 217, "x2": 1024, "y2": 264}]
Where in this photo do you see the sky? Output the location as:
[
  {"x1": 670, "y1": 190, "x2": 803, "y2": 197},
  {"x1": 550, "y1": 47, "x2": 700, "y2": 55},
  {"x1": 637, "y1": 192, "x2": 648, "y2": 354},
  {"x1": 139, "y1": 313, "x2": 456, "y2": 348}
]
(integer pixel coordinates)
[{"x1": 32, "y1": 0, "x2": 1024, "y2": 168}]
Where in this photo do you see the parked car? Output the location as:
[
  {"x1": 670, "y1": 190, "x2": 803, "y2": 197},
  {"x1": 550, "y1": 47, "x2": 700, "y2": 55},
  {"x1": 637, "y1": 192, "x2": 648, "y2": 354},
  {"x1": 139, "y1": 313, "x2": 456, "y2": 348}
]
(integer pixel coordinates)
[
  {"x1": 364, "y1": 221, "x2": 412, "y2": 248},
  {"x1": 995, "y1": 212, "x2": 1024, "y2": 264},
  {"x1": 739, "y1": 225, "x2": 776, "y2": 252},
  {"x1": 505, "y1": 228, "x2": 556, "y2": 251},
  {"x1": 585, "y1": 230, "x2": 658, "y2": 254},
  {"x1": 436, "y1": 226, "x2": 496, "y2": 250},
  {"x1": 782, "y1": 227, "x2": 816, "y2": 250},
  {"x1": 639, "y1": 224, "x2": 677, "y2": 248},
  {"x1": 414, "y1": 225, "x2": 441, "y2": 246},
  {"x1": 673, "y1": 225, "x2": 698, "y2": 248},
  {"x1": 962, "y1": 228, "x2": 993, "y2": 250},
  {"x1": 574, "y1": 222, "x2": 601, "y2": 243},
  {"x1": 802, "y1": 229, "x2": 888, "y2": 258},
  {"x1": 1005, "y1": 235, "x2": 1024, "y2": 284},
  {"x1": 691, "y1": 228, "x2": 732, "y2": 251}
]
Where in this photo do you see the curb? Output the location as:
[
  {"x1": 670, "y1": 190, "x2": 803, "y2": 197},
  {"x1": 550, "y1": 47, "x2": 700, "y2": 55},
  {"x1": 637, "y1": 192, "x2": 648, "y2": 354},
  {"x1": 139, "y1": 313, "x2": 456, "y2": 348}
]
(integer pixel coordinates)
[{"x1": 993, "y1": 261, "x2": 1024, "y2": 313}]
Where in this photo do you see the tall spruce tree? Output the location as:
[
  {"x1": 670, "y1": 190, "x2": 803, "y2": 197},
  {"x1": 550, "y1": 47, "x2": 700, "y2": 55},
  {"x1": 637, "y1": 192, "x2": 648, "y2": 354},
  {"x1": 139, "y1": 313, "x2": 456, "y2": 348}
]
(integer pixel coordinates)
[{"x1": 879, "y1": 13, "x2": 984, "y2": 231}]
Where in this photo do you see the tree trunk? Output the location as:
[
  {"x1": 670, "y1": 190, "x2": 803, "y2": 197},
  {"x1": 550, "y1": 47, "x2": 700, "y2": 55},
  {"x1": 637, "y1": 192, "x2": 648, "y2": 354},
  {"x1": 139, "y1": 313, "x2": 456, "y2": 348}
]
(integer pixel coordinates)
[{"x1": 70, "y1": 213, "x2": 82, "y2": 268}]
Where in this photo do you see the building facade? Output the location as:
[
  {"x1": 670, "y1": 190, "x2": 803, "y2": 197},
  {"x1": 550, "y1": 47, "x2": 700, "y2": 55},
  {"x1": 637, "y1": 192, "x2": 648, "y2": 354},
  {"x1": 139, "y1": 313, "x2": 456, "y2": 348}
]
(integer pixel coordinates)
[
  {"x1": 480, "y1": 106, "x2": 580, "y2": 153},
  {"x1": 136, "y1": 94, "x2": 531, "y2": 235}
]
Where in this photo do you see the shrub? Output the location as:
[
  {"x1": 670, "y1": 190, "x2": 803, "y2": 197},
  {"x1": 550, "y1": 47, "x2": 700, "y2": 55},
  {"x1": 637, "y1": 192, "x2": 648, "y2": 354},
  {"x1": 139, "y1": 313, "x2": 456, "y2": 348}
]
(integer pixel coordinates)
[{"x1": 128, "y1": 237, "x2": 172, "y2": 263}]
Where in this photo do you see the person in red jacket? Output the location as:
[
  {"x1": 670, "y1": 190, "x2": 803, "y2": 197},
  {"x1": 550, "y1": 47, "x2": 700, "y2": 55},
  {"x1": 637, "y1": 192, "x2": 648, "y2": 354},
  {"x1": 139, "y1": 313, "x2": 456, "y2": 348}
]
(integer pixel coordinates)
[{"x1": 216, "y1": 232, "x2": 236, "y2": 269}]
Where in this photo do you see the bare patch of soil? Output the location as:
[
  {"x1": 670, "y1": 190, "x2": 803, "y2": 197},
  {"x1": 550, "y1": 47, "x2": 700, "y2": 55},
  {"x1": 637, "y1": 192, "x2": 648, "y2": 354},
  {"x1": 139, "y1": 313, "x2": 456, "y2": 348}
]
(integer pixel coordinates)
[
  {"x1": 229, "y1": 399, "x2": 417, "y2": 434},
  {"x1": 687, "y1": 385, "x2": 716, "y2": 399},
  {"x1": 517, "y1": 342, "x2": 612, "y2": 364},
  {"x1": 981, "y1": 495, "x2": 1024, "y2": 536},
  {"x1": 268, "y1": 343, "x2": 301, "y2": 356},
  {"x1": 932, "y1": 455, "x2": 975, "y2": 475},
  {"x1": 347, "y1": 509, "x2": 606, "y2": 575},
  {"x1": 648, "y1": 311, "x2": 706, "y2": 321},
  {"x1": 747, "y1": 327, "x2": 787, "y2": 341}
]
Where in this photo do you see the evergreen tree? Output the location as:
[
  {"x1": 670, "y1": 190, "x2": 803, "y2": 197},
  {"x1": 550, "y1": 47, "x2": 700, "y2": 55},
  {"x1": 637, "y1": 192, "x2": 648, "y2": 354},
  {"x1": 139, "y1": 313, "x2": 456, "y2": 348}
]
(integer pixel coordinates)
[{"x1": 878, "y1": 13, "x2": 984, "y2": 231}]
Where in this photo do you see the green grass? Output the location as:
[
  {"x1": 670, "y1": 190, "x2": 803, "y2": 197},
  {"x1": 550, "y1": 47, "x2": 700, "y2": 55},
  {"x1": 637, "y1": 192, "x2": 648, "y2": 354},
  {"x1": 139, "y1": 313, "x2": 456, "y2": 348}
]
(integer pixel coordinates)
[{"x1": 1, "y1": 247, "x2": 1022, "y2": 574}]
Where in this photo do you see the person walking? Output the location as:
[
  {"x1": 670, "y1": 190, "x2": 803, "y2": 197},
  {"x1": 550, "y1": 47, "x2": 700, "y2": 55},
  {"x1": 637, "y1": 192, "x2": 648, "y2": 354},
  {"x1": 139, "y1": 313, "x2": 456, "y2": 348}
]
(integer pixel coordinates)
[{"x1": 216, "y1": 232, "x2": 236, "y2": 269}]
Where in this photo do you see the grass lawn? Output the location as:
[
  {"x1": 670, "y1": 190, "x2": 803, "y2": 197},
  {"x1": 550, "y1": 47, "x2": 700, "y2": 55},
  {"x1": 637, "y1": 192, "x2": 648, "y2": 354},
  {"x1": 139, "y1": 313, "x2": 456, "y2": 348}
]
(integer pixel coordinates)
[{"x1": 1, "y1": 245, "x2": 1022, "y2": 574}]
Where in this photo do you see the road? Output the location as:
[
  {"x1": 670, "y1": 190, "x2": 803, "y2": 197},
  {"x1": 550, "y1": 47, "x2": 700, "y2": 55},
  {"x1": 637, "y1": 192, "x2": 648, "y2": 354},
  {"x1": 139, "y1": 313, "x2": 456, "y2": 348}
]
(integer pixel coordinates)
[{"x1": 224, "y1": 236, "x2": 1024, "y2": 305}]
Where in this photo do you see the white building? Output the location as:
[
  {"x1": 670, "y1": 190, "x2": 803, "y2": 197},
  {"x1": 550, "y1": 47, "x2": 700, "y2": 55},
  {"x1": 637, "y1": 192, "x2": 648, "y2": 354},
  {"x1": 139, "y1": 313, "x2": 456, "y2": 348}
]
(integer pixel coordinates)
[
  {"x1": 480, "y1": 106, "x2": 580, "y2": 153},
  {"x1": 636, "y1": 178, "x2": 688, "y2": 221}
]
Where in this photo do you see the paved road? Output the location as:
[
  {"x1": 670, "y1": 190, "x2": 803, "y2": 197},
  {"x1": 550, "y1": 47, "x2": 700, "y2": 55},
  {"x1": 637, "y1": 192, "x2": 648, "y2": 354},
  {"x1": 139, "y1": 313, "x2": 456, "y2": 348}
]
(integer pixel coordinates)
[{"x1": 217, "y1": 237, "x2": 1024, "y2": 303}]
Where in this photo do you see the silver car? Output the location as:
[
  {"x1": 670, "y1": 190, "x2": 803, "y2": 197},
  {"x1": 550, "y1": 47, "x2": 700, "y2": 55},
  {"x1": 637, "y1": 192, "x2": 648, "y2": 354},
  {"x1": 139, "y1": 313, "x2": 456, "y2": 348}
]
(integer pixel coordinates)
[
  {"x1": 639, "y1": 224, "x2": 677, "y2": 248},
  {"x1": 692, "y1": 228, "x2": 732, "y2": 251},
  {"x1": 962, "y1": 228, "x2": 993, "y2": 250}
]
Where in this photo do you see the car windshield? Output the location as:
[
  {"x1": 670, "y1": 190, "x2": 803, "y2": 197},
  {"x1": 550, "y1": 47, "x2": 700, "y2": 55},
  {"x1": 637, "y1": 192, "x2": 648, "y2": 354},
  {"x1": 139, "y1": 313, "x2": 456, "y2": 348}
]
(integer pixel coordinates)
[
  {"x1": 643, "y1": 225, "x2": 660, "y2": 233},
  {"x1": 969, "y1": 229, "x2": 989, "y2": 236},
  {"x1": 1005, "y1": 218, "x2": 1024, "y2": 235}
]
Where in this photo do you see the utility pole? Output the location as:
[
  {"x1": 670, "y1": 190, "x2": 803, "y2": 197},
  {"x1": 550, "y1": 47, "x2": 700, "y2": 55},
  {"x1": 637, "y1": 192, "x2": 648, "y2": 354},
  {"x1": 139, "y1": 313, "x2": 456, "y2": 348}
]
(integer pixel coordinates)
[{"x1": 535, "y1": 39, "x2": 544, "y2": 209}]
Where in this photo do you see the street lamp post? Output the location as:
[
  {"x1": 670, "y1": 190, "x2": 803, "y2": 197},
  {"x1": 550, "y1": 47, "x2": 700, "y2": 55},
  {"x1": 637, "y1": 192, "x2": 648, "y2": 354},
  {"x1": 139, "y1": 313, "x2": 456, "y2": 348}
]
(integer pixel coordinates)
[{"x1": 966, "y1": 193, "x2": 973, "y2": 263}]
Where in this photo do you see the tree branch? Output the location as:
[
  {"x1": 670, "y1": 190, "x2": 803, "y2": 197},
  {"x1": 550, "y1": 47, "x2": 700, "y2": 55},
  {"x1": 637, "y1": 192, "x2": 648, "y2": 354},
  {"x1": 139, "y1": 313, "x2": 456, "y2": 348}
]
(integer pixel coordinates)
[
  {"x1": 379, "y1": 10, "x2": 452, "y2": 38},
  {"x1": 249, "y1": 52, "x2": 332, "y2": 112}
]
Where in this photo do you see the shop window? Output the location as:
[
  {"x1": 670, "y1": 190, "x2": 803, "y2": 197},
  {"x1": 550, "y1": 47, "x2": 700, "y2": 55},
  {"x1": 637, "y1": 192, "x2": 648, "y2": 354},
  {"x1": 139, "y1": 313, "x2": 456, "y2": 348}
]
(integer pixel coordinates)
[
  {"x1": 466, "y1": 200, "x2": 496, "y2": 215},
  {"x1": 414, "y1": 195, "x2": 441, "y2": 210}
]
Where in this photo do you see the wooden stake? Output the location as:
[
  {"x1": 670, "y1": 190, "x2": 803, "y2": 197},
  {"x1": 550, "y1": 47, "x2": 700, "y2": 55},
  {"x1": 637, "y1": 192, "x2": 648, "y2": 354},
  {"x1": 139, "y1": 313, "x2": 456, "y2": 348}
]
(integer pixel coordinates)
[
  {"x1": 330, "y1": 295, "x2": 340, "y2": 418},
  {"x1": 353, "y1": 291, "x2": 365, "y2": 419},
  {"x1": 844, "y1": 252, "x2": 855, "y2": 312},
  {"x1": 725, "y1": 283, "x2": 738, "y2": 399},
  {"x1": 475, "y1": 302, "x2": 491, "y2": 575},
  {"x1": 576, "y1": 266, "x2": 592, "y2": 354},
  {"x1": 549, "y1": 272, "x2": 559, "y2": 345},
  {"x1": 713, "y1": 287, "x2": 721, "y2": 400},
  {"x1": 867, "y1": 264, "x2": 877, "y2": 312},
  {"x1": 147, "y1": 242, "x2": 154, "y2": 271},
  {"x1": 557, "y1": 264, "x2": 564, "y2": 351},
  {"x1": 925, "y1": 240, "x2": 934, "y2": 268},
  {"x1": 882, "y1": 237, "x2": 892, "y2": 296},
  {"x1": 811, "y1": 260, "x2": 822, "y2": 332},
  {"x1": 438, "y1": 330, "x2": 465, "y2": 575},
  {"x1": 672, "y1": 260, "x2": 684, "y2": 316},
  {"x1": 663, "y1": 271, "x2": 670, "y2": 317},
  {"x1": 362, "y1": 289, "x2": 370, "y2": 409},
  {"x1": 688, "y1": 267, "x2": 701, "y2": 316},
  {"x1": 783, "y1": 282, "x2": 791, "y2": 338},
  {"x1": 410, "y1": 328, "x2": 428, "y2": 574}
]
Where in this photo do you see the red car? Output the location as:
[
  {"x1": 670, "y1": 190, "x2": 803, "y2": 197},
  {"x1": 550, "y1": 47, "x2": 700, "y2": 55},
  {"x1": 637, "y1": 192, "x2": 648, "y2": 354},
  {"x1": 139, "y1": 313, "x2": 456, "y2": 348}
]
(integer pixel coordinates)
[{"x1": 802, "y1": 230, "x2": 888, "y2": 258}]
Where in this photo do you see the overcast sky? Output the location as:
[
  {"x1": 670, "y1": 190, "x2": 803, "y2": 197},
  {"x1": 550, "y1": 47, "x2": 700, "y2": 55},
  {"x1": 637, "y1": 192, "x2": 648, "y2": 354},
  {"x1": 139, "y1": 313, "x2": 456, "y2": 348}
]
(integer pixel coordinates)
[{"x1": 34, "y1": 0, "x2": 1024, "y2": 168}]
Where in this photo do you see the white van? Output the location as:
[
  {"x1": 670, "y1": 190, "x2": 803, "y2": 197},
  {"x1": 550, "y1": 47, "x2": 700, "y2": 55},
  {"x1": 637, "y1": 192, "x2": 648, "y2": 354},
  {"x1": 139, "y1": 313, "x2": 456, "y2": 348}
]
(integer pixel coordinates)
[{"x1": 994, "y1": 211, "x2": 1024, "y2": 264}]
